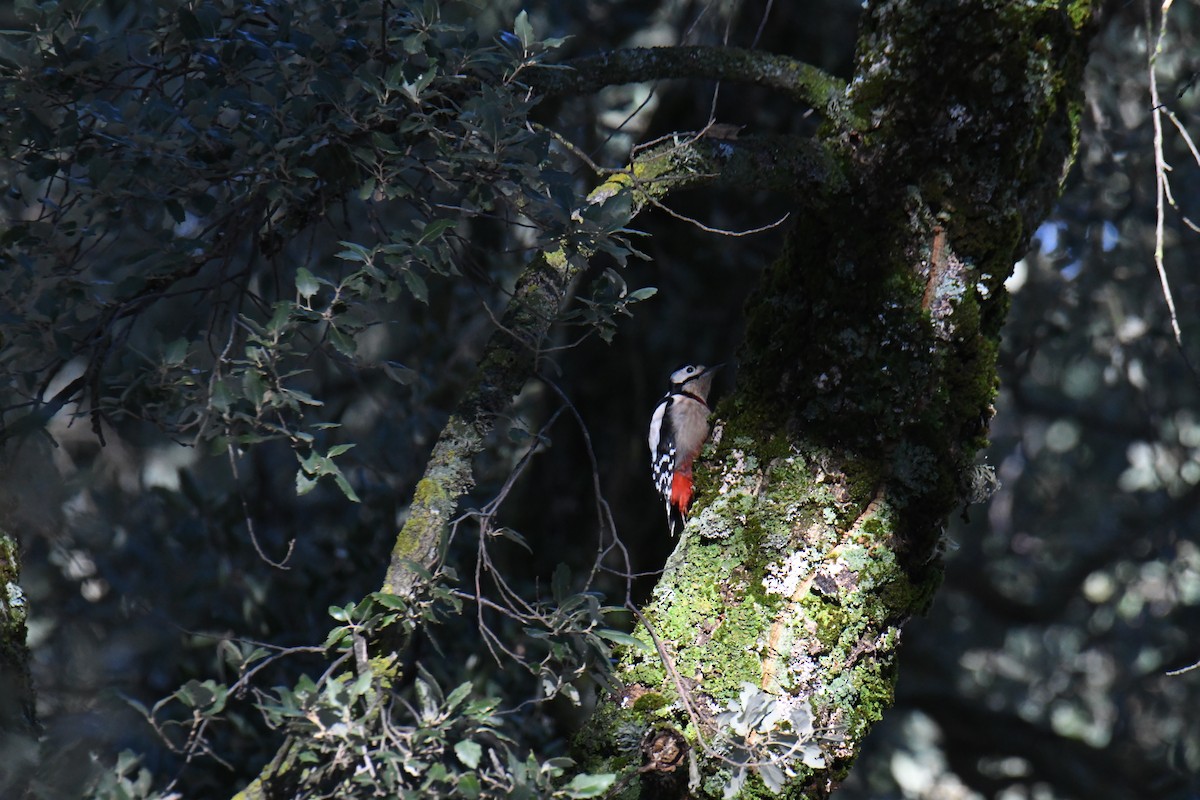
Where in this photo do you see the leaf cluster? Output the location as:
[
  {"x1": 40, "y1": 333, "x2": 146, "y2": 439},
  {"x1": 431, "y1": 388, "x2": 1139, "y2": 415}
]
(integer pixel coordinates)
[
  {"x1": 0, "y1": 0, "x2": 643, "y2": 493},
  {"x1": 712, "y1": 683, "x2": 828, "y2": 797}
]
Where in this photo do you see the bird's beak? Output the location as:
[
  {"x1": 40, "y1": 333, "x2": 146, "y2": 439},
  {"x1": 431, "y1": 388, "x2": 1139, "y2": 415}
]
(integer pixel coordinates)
[{"x1": 702, "y1": 363, "x2": 725, "y2": 376}]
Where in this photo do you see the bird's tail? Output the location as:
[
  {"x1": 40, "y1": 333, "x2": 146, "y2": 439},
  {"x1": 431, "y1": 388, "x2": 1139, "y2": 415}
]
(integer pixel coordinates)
[{"x1": 667, "y1": 503, "x2": 686, "y2": 537}]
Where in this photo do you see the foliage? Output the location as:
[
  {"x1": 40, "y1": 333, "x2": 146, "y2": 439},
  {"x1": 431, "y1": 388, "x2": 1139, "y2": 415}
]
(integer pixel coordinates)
[
  {"x1": 0, "y1": 0, "x2": 647, "y2": 797},
  {"x1": 0, "y1": 0, "x2": 646, "y2": 497},
  {"x1": 715, "y1": 683, "x2": 827, "y2": 798}
]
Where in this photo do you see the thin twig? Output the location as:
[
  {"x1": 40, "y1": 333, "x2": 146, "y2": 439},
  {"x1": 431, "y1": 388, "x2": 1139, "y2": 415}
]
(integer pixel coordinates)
[
  {"x1": 540, "y1": 377, "x2": 631, "y2": 596},
  {"x1": 1146, "y1": 0, "x2": 1184, "y2": 347},
  {"x1": 647, "y1": 195, "x2": 791, "y2": 237},
  {"x1": 751, "y1": 0, "x2": 776, "y2": 50},
  {"x1": 226, "y1": 443, "x2": 295, "y2": 569},
  {"x1": 533, "y1": 122, "x2": 610, "y2": 178},
  {"x1": 595, "y1": 88, "x2": 659, "y2": 164},
  {"x1": 1166, "y1": 658, "x2": 1200, "y2": 676},
  {"x1": 1162, "y1": 109, "x2": 1200, "y2": 233}
]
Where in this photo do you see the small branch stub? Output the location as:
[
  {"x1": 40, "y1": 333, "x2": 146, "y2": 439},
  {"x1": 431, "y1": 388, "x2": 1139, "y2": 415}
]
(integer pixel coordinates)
[{"x1": 640, "y1": 727, "x2": 689, "y2": 799}]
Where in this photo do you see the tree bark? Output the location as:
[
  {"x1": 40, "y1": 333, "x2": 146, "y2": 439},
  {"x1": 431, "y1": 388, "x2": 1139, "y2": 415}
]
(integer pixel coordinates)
[
  {"x1": 577, "y1": 2, "x2": 1096, "y2": 797},
  {"x1": 0, "y1": 529, "x2": 38, "y2": 799},
  {"x1": 528, "y1": 46, "x2": 852, "y2": 125}
]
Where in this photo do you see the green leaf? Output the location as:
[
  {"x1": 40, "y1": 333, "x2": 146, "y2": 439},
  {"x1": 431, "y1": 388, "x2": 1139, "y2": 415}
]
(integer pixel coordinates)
[
  {"x1": 458, "y1": 773, "x2": 481, "y2": 800},
  {"x1": 384, "y1": 361, "x2": 418, "y2": 385},
  {"x1": 328, "y1": 327, "x2": 358, "y2": 358},
  {"x1": 445, "y1": 681, "x2": 473, "y2": 712},
  {"x1": 114, "y1": 749, "x2": 142, "y2": 774},
  {"x1": 371, "y1": 592, "x2": 409, "y2": 610},
  {"x1": 349, "y1": 670, "x2": 374, "y2": 699},
  {"x1": 224, "y1": 642, "x2": 269, "y2": 670},
  {"x1": 282, "y1": 387, "x2": 324, "y2": 407},
  {"x1": 335, "y1": 241, "x2": 374, "y2": 264},
  {"x1": 401, "y1": 70, "x2": 436, "y2": 103},
  {"x1": 163, "y1": 338, "x2": 188, "y2": 366},
  {"x1": 267, "y1": 301, "x2": 292, "y2": 334},
  {"x1": 296, "y1": 470, "x2": 319, "y2": 495},
  {"x1": 403, "y1": 270, "x2": 429, "y2": 303},
  {"x1": 332, "y1": 470, "x2": 362, "y2": 503},
  {"x1": 211, "y1": 380, "x2": 234, "y2": 413},
  {"x1": 295, "y1": 674, "x2": 318, "y2": 696},
  {"x1": 402, "y1": 32, "x2": 425, "y2": 55},
  {"x1": 759, "y1": 761, "x2": 786, "y2": 792},
  {"x1": 561, "y1": 773, "x2": 616, "y2": 798},
  {"x1": 295, "y1": 267, "x2": 319, "y2": 299},
  {"x1": 454, "y1": 739, "x2": 482, "y2": 769},
  {"x1": 323, "y1": 626, "x2": 351, "y2": 649},
  {"x1": 494, "y1": 526, "x2": 531, "y2": 551},
  {"x1": 175, "y1": 679, "x2": 225, "y2": 712},
  {"x1": 242, "y1": 370, "x2": 267, "y2": 407},
  {"x1": 207, "y1": 684, "x2": 228, "y2": 715},
  {"x1": 595, "y1": 629, "x2": 650, "y2": 650},
  {"x1": 122, "y1": 694, "x2": 150, "y2": 719},
  {"x1": 513, "y1": 10, "x2": 534, "y2": 49},
  {"x1": 626, "y1": 286, "x2": 658, "y2": 302},
  {"x1": 417, "y1": 218, "x2": 456, "y2": 245}
]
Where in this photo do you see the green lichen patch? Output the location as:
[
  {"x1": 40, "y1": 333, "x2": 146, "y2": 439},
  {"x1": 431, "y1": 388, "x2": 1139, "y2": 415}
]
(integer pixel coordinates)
[{"x1": 602, "y1": 439, "x2": 917, "y2": 793}]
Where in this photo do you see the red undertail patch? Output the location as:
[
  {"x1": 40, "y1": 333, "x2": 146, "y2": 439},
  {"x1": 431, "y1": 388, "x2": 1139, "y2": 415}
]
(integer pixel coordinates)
[{"x1": 670, "y1": 472, "x2": 694, "y2": 514}]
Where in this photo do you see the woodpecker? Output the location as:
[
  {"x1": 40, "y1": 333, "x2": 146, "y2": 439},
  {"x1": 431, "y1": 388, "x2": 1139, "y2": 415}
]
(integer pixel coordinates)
[{"x1": 648, "y1": 364, "x2": 721, "y2": 536}]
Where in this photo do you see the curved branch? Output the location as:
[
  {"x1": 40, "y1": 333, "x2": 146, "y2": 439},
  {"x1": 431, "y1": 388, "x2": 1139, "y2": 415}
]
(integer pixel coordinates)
[
  {"x1": 380, "y1": 246, "x2": 580, "y2": 596},
  {"x1": 527, "y1": 46, "x2": 853, "y2": 127},
  {"x1": 622, "y1": 133, "x2": 844, "y2": 199}
]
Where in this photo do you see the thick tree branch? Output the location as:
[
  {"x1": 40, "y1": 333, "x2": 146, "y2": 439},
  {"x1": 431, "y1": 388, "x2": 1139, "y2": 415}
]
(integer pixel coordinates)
[
  {"x1": 578, "y1": 2, "x2": 1097, "y2": 798},
  {"x1": 380, "y1": 246, "x2": 580, "y2": 596},
  {"x1": 527, "y1": 46, "x2": 853, "y2": 127},
  {"x1": 621, "y1": 133, "x2": 844, "y2": 199}
]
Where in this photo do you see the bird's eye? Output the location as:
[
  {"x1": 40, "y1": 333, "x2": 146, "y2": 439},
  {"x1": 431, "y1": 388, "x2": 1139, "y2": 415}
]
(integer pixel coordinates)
[{"x1": 688, "y1": 367, "x2": 696, "y2": 373}]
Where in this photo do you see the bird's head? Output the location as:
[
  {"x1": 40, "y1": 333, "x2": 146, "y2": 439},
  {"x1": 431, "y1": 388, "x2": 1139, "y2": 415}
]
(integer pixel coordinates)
[{"x1": 669, "y1": 363, "x2": 722, "y2": 400}]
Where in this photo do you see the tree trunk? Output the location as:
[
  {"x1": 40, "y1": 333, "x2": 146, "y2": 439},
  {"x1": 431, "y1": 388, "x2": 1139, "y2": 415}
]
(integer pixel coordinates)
[
  {"x1": 577, "y1": 2, "x2": 1096, "y2": 796},
  {"x1": 0, "y1": 529, "x2": 38, "y2": 798}
]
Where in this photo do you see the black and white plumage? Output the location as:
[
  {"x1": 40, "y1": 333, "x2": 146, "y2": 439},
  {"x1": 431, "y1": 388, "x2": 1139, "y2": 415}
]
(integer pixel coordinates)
[{"x1": 648, "y1": 364, "x2": 721, "y2": 536}]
